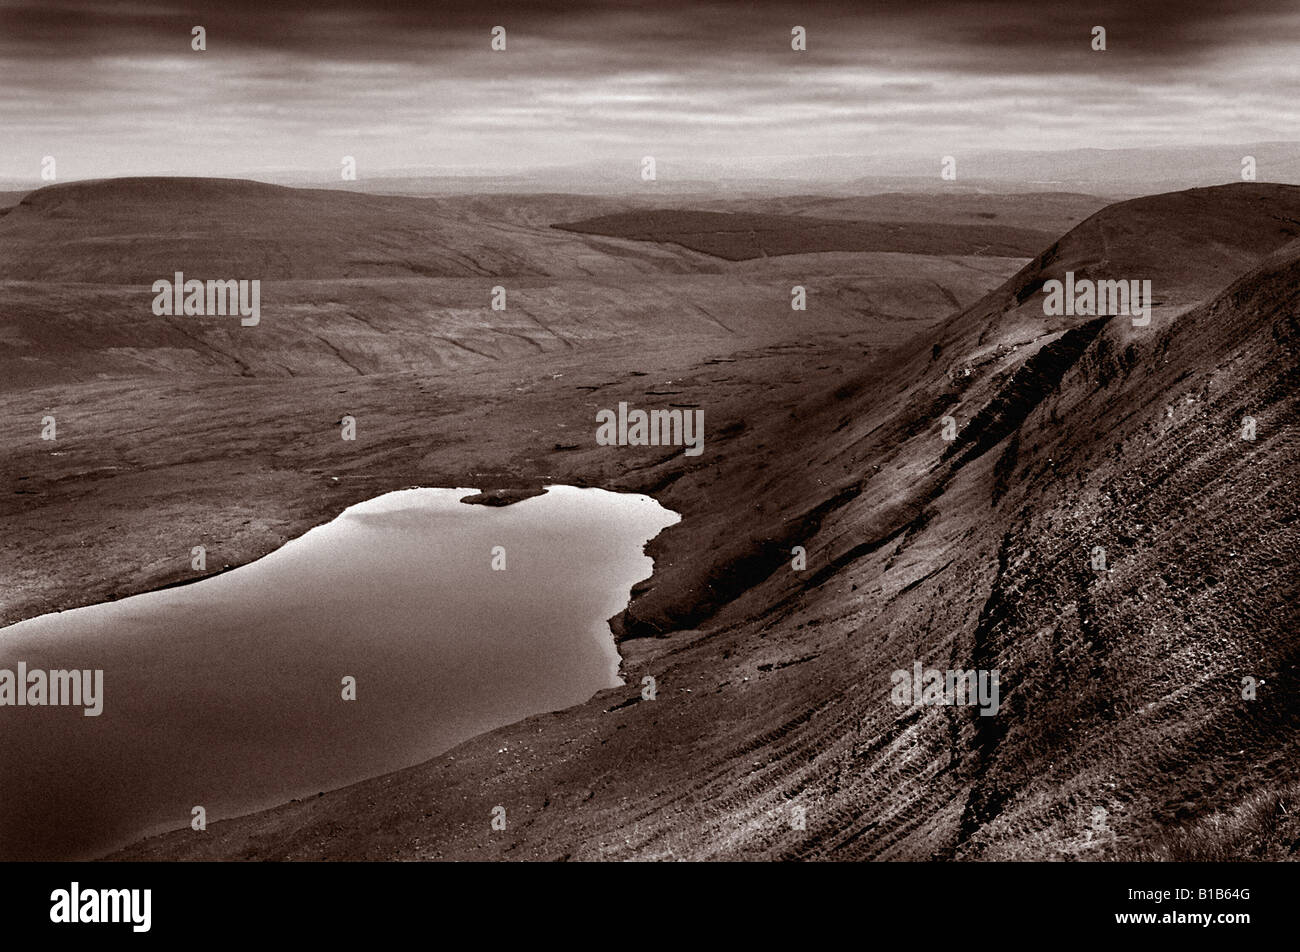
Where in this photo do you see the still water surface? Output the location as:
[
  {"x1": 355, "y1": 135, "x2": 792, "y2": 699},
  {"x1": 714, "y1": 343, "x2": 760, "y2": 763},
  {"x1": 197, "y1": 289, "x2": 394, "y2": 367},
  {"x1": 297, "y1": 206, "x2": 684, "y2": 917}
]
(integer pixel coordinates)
[{"x1": 0, "y1": 485, "x2": 678, "y2": 860}]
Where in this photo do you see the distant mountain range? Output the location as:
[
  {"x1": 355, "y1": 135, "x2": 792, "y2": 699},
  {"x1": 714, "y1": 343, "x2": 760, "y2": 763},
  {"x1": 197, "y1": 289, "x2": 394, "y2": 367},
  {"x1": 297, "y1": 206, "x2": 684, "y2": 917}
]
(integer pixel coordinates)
[{"x1": 2, "y1": 143, "x2": 1296, "y2": 198}]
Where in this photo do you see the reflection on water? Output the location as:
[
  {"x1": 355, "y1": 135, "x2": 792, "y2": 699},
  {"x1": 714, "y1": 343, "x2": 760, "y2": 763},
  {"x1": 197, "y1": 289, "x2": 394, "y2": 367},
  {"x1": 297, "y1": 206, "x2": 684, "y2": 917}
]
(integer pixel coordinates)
[{"x1": 0, "y1": 485, "x2": 679, "y2": 860}]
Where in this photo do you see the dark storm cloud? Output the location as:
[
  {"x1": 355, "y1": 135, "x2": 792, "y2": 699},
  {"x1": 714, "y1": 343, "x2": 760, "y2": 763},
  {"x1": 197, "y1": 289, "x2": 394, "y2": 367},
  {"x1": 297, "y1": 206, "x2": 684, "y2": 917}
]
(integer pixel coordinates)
[
  {"x1": 2, "y1": 0, "x2": 1293, "y2": 65},
  {"x1": 0, "y1": 0, "x2": 1297, "y2": 179}
]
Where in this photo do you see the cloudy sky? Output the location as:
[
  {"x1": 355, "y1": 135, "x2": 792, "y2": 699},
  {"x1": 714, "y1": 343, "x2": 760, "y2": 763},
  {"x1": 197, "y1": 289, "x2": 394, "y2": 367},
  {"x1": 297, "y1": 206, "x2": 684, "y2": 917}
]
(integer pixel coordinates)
[{"x1": 1, "y1": 0, "x2": 1298, "y2": 181}]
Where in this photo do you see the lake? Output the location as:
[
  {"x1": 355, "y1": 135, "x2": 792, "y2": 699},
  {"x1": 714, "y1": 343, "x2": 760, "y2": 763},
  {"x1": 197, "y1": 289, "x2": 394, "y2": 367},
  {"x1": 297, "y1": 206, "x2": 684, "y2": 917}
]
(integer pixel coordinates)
[{"x1": 0, "y1": 485, "x2": 678, "y2": 860}]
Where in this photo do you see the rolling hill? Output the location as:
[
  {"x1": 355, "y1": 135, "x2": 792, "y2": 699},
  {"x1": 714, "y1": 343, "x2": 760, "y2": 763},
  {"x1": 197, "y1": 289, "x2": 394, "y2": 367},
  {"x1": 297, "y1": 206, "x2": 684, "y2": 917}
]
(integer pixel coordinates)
[{"x1": 0, "y1": 178, "x2": 1030, "y2": 389}]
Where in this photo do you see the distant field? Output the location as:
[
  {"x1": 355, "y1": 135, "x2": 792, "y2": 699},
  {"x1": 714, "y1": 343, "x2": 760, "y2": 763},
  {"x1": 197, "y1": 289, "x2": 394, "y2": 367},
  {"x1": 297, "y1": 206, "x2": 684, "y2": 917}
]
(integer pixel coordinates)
[
  {"x1": 693, "y1": 191, "x2": 1109, "y2": 234},
  {"x1": 553, "y1": 209, "x2": 1058, "y2": 260}
]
